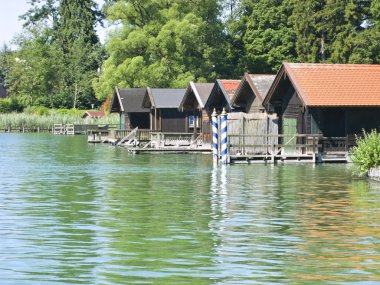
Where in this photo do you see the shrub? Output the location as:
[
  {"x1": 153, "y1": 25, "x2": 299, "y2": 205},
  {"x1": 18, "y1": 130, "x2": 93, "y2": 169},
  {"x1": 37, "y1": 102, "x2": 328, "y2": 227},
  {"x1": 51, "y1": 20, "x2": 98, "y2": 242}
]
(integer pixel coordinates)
[
  {"x1": 0, "y1": 98, "x2": 12, "y2": 113},
  {"x1": 350, "y1": 129, "x2": 380, "y2": 176},
  {"x1": 0, "y1": 98, "x2": 22, "y2": 113}
]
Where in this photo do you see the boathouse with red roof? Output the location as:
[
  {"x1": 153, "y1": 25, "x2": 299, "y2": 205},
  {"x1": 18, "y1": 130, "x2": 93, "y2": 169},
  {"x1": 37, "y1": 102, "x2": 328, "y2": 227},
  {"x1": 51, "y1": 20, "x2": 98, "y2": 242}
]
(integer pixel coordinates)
[
  {"x1": 263, "y1": 63, "x2": 380, "y2": 148},
  {"x1": 205, "y1": 79, "x2": 241, "y2": 115}
]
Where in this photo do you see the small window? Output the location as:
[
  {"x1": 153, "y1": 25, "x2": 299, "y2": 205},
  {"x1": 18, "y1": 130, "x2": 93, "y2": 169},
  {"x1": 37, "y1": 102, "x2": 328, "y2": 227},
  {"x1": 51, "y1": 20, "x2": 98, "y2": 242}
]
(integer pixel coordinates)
[{"x1": 189, "y1": 115, "x2": 199, "y2": 128}]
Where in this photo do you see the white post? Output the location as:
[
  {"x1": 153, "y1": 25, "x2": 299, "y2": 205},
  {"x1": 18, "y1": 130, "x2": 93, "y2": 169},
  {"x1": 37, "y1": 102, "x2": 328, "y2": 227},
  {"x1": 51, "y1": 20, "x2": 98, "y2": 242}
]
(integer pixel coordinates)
[
  {"x1": 212, "y1": 109, "x2": 218, "y2": 164},
  {"x1": 220, "y1": 108, "x2": 228, "y2": 164}
]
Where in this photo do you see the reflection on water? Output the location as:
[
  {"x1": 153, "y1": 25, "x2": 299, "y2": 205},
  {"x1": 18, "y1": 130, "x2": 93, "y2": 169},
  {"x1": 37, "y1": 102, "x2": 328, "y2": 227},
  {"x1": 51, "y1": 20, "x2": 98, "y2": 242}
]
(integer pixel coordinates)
[{"x1": 1, "y1": 134, "x2": 380, "y2": 284}]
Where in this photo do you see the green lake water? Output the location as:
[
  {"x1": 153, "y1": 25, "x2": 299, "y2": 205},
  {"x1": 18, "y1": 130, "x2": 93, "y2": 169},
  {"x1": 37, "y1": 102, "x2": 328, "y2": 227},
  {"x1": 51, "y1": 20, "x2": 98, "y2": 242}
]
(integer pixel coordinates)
[{"x1": 1, "y1": 133, "x2": 380, "y2": 284}]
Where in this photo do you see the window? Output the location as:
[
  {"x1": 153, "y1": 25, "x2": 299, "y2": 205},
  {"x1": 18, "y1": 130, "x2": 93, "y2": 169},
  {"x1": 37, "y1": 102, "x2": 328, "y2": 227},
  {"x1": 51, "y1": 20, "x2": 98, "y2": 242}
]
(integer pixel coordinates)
[{"x1": 189, "y1": 115, "x2": 199, "y2": 128}]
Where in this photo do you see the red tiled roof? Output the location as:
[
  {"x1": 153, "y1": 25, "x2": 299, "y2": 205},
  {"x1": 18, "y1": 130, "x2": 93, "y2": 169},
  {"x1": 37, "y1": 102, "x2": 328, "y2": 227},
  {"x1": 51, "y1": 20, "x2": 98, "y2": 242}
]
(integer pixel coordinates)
[
  {"x1": 85, "y1": 111, "x2": 105, "y2": 117},
  {"x1": 284, "y1": 63, "x2": 380, "y2": 106},
  {"x1": 220, "y1": 80, "x2": 241, "y2": 99}
]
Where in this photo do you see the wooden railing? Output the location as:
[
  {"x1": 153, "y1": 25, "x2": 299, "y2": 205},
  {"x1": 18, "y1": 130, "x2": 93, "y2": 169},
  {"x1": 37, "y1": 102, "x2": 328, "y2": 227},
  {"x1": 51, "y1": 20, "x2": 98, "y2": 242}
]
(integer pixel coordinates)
[
  {"x1": 228, "y1": 134, "x2": 352, "y2": 157},
  {"x1": 150, "y1": 132, "x2": 196, "y2": 148},
  {"x1": 110, "y1": 129, "x2": 151, "y2": 141},
  {"x1": 228, "y1": 134, "x2": 320, "y2": 156},
  {"x1": 74, "y1": 124, "x2": 118, "y2": 134},
  {"x1": 319, "y1": 137, "x2": 347, "y2": 153}
]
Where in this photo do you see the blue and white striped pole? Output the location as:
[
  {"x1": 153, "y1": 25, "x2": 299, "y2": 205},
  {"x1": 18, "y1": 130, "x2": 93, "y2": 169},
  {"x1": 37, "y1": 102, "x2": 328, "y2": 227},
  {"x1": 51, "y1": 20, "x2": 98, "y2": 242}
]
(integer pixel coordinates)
[
  {"x1": 220, "y1": 108, "x2": 228, "y2": 164},
  {"x1": 212, "y1": 108, "x2": 218, "y2": 163}
]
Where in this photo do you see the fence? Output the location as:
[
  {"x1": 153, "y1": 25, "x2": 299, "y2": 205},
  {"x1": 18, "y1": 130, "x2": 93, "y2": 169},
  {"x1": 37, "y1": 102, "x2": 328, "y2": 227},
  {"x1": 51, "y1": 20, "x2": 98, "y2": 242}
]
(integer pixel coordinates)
[
  {"x1": 227, "y1": 112, "x2": 279, "y2": 155},
  {"x1": 110, "y1": 129, "x2": 151, "y2": 142},
  {"x1": 229, "y1": 134, "x2": 319, "y2": 157}
]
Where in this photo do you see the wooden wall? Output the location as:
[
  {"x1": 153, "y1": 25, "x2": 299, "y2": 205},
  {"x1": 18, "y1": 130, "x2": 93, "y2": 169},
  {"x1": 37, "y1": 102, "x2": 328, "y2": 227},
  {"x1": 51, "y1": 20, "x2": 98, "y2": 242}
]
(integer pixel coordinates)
[
  {"x1": 159, "y1": 109, "x2": 187, "y2": 132},
  {"x1": 228, "y1": 112, "x2": 278, "y2": 155}
]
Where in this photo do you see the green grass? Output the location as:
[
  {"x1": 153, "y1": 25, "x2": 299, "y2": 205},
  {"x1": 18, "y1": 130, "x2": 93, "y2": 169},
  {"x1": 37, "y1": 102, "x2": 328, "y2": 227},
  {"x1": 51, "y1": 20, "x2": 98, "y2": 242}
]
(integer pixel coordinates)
[{"x1": 0, "y1": 110, "x2": 119, "y2": 130}]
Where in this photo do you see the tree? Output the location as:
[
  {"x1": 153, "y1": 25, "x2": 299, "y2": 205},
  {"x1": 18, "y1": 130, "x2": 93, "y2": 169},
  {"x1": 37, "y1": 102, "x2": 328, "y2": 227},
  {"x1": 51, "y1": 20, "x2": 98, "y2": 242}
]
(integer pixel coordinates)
[
  {"x1": 14, "y1": 0, "x2": 105, "y2": 109},
  {"x1": 225, "y1": 0, "x2": 297, "y2": 74},
  {"x1": 95, "y1": 0, "x2": 225, "y2": 101},
  {"x1": 0, "y1": 44, "x2": 13, "y2": 85},
  {"x1": 5, "y1": 27, "x2": 62, "y2": 107},
  {"x1": 348, "y1": 0, "x2": 380, "y2": 63},
  {"x1": 292, "y1": 0, "x2": 377, "y2": 63}
]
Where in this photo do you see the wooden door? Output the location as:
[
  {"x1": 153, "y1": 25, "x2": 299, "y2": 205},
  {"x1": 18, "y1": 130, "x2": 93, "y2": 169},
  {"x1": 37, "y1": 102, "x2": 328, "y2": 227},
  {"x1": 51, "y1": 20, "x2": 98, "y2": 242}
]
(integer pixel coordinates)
[{"x1": 283, "y1": 118, "x2": 297, "y2": 155}]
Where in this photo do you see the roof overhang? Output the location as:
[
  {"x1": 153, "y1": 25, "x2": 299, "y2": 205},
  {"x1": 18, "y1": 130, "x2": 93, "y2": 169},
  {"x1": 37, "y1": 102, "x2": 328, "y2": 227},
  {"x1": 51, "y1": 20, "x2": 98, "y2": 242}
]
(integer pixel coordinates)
[
  {"x1": 110, "y1": 87, "x2": 125, "y2": 113},
  {"x1": 179, "y1": 81, "x2": 204, "y2": 111},
  {"x1": 142, "y1": 87, "x2": 155, "y2": 109},
  {"x1": 263, "y1": 63, "x2": 308, "y2": 109}
]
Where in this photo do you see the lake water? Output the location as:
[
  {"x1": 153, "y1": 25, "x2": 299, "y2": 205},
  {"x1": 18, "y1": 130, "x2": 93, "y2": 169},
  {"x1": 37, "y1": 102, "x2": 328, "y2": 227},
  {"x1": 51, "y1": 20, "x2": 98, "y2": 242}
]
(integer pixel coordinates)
[{"x1": 1, "y1": 133, "x2": 380, "y2": 284}]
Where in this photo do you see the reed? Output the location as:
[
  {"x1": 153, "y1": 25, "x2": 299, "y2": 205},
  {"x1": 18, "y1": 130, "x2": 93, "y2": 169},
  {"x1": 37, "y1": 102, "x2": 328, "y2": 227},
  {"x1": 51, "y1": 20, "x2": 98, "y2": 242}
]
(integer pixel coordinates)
[{"x1": 0, "y1": 111, "x2": 119, "y2": 131}]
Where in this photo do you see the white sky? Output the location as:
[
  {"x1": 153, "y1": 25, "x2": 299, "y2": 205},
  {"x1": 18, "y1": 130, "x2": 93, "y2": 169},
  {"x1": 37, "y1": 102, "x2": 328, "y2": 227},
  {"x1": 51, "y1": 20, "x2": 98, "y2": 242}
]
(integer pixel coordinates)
[{"x1": 0, "y1": 0, "x2": 106, "y2": 48}]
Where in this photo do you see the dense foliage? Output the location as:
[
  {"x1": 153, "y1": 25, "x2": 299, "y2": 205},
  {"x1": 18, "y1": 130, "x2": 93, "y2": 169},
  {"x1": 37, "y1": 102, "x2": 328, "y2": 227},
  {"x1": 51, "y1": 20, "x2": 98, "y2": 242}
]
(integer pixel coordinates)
[
  {"x1": 350, "y1": 130, "x2": 380, "y2": 176},
  {"x1": 0, "y1": 0, "x2": 379, "y2": 107},
  {"x1": 0, "y1": 0, "x2": 103, "y2": 110}
]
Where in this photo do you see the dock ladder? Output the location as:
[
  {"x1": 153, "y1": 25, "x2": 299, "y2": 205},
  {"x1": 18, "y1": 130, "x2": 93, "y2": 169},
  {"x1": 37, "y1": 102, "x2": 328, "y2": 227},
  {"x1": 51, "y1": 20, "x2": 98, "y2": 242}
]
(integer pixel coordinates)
[{"x1": 117, "y1": 127, "x2": 139, "y2": 146}]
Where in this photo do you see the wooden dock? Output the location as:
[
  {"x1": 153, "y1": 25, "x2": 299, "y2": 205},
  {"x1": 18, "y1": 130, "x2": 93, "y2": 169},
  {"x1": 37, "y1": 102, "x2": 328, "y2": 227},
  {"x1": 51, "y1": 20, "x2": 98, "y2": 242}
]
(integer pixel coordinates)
[
  {"x1": 94, "y1": 128, "x2": 212, "y2": 153},
  {"x1": 128, "y1": 146, "x2": 211, "y2": 154}
]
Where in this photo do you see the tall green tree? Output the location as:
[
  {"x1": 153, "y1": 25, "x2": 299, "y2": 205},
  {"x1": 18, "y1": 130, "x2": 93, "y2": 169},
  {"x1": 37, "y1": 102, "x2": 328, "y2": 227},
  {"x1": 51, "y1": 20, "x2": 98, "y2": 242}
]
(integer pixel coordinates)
[
  {"x1": 348, "y1": 0, "x2": 380, "y2": 63},
  {"x1": 95, "y1": 0, "x2": 225, "y2": 101},
  {"x1": 292, "y1": 0, "x2": 377, "y2": 63},
  {"x1": 58, "y1": 0, "x2": 104, "y2": 108},
  {"x1": 226, "y1": 0, "x2": 297, "y2": 74},
  {"x1": 5, "y1": 27, "x2": 63, "y2": 107},
  {"x1": 14, "y1": 0, "x2": 105, "y2": 109}
]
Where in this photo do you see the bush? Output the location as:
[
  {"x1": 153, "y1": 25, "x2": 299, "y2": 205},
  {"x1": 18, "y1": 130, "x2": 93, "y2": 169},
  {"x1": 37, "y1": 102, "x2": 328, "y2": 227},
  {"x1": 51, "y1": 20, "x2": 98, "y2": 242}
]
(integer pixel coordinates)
[
  {"x1": 0, "y1": 98, "x2": 12, "y2": 113},
  {"x1": 0, "y1": 98, "x2": 22, "y2": 113},
  {"x1": 350, "y1": 129, "x2": 380, "y2": 176}
]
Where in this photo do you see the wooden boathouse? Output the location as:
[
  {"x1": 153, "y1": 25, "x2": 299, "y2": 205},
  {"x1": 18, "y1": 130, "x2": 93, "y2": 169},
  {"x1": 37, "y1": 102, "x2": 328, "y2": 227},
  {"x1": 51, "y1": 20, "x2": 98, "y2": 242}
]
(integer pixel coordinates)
[
  {"x1": 228, "y1": 63, "x2": 380, "y2": 163},
  {"x1": 142, "y1": 88, "x2": 190, "y2": 132},
  {"x1": 179, "y1": 81, "x2": 214, "y2": 142},
  {"x1": 110, "y1": 87, "x2": 150, "y2": 129},
  {"x1": 205, "y1": 79, "x2": 241, "y2": 115},
  {"x1": 231, "y1": 73, "x2": 275, "y2": 114}
]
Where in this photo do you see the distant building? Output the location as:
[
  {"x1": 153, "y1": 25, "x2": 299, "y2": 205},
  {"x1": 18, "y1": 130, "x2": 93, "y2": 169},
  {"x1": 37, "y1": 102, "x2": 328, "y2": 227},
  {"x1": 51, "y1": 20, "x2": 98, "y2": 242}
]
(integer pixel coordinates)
[{"x1": 82, "y1": 110, "x2": 105, "y2": 119}]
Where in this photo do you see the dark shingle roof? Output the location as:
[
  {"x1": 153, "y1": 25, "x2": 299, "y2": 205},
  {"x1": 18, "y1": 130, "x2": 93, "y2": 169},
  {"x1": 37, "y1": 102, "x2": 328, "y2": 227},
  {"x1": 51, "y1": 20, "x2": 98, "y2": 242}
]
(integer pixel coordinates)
[
  {"x1": 249, "y1": 74, "x2": 276, "y2": 100},
  {"x1": 148, "y1": 88, "x2": 186, "y2": 108},
  {"x1": 192, "y1": 83, "x2": 214, "y2": 107},
  {"x1": 112, "y1": 88, "x2": 149, "y2": 113},
  {"x1": 180, "y1": 82, "x2": 214, "y2": 109}
]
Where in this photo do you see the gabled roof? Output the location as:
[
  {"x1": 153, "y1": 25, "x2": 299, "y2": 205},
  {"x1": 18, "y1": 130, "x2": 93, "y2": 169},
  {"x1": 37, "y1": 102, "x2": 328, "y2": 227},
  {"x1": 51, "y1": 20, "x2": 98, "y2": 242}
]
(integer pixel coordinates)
[
  {"x1": 232, "y1": 73, "x2": 276, "y2": 107},
  {"x1": 220, "y1": 79, "x2": 241, "y2": 99},
  {"x1": 264, "y1": 63, "x2": 380, "y2": 107},
  {"x1": 205, "y1": 79, "x2": 241, "y2": 110},
  {"x1": 82, "y1": 111, "x2": 105, "y2": 118},
  {"x1": 111, "y1": 88, "x2": 149, "y2": 113},
  {"x1": 179, "y1": 82, "x2": 214, "y2": 110},
  {"x1": 143, "y1": 88, "x2": 186, "y2": 109}
]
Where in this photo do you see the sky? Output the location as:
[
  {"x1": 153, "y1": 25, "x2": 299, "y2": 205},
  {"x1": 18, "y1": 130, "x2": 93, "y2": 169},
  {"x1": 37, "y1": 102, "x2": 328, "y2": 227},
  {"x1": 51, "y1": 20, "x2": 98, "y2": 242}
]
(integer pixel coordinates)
[{"x1": 0, "y1": 0, "x2": 106, "y2": 48}]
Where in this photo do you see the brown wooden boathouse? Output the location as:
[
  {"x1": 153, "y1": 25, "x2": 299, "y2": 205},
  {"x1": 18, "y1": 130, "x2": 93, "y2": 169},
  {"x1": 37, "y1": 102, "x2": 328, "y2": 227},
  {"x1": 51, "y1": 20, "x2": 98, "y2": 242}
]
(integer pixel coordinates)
[{"x1": 228, "y1": 63, "x2": 380, "y2": 163}]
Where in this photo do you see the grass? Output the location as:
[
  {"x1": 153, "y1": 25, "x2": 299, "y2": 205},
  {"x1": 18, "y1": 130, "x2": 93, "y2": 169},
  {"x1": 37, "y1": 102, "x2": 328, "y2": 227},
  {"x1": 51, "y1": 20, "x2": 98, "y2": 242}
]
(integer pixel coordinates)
[{"x1": 0, "y1": 110, "x2": 119, "y2": 130}]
